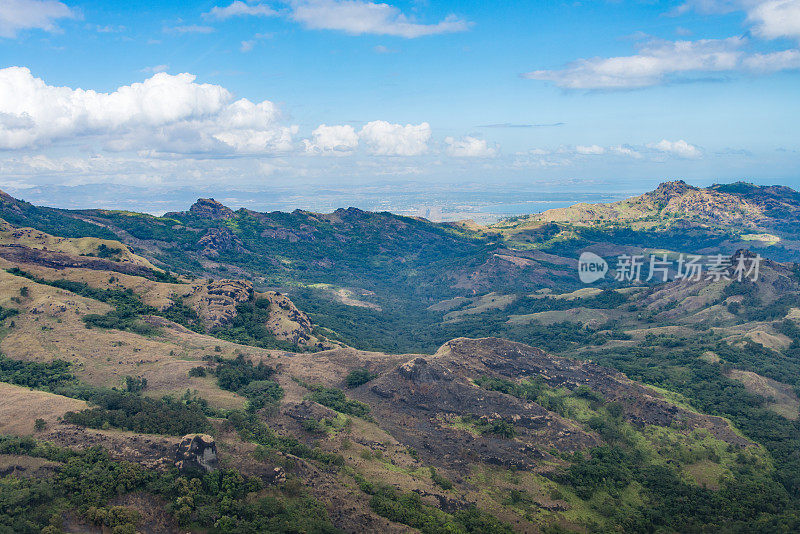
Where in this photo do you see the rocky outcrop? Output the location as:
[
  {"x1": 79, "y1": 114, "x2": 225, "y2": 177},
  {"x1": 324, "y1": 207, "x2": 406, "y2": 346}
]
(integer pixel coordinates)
[
  {"x1": 189, "y1": 198, "x2": 235, "y2": 220},
  {"x1": 286, "y1": 399, "x2": 339, "y2": 422},
  {"x1": 175, "y1": 434, "x2": 218, "y2": 473},
  {"x1": 354, "y1": 337, "x2": 752, "y2": 473},
  {"x1": 262, "y1": 291, "x2": 314, "y2": 345},
  {"x1": 186, "y1": 279, "x2": 253, "y2": 328},
  {"x1": 360, "y1": 352, "x2": 599, "y2": 472},
  {"x1": 438, "y1": 337, "x2": 751, "y2": 446},
  {"x1": 197, "y1": 227, "x2": 249, "y2": 257}
]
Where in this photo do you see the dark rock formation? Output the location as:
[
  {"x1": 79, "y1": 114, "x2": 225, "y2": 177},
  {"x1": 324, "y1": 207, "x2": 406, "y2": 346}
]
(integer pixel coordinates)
[
  {"x1": 197, "y1": 227, "x2": 248, "y2": 257},
  {"x1": 175, "y1": 434, "x2": 218, "y2": 473},
  {"x1": 189, "y1": 198, "x2": 235, "y2": 220}
]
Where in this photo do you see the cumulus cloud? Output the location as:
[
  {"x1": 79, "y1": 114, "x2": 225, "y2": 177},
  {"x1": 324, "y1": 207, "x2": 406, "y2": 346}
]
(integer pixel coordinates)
[
  {"x1": 525, "y1": 36, "x2": 800, "y2": 89},
  {"x1": 677, "y1": 0, "x2": 800, "y2": 41},
  {"x1": 0, "y1": 67, "x2": 296, "y2": 154},
  {"x1": 303, "y1": 124, "x2": 359, "y2": 153},
  {"x1": 611, "y1": 145, "x2": 644, "y2": 158},
  {"x1": 575, "y1": 144, "x2": 605, "y2": 155},
  {"x1": 358, "y1": 120, "x2": 431, "y2": 155},
  {"x1": 0, "y1": 0, "x2": 75, "y2": 38},
  {"x1": 444, "y1": 136, "x2": 498, "y2": 157},
  {"x1": 204, "y1": 1, "x2": 277, "y2": 20},
  {"x1": 748, "y1": 0, "x2": 800, "y2": 41},
  {"x1": 289, "y1": 0, "x2": 470, "y2": 38},
  {"x1": 647, "y1": 139, "x2": 703, "y2": 158},
  {"x1": 743, "y1": 48, "x2": 800, "y2": 70}
]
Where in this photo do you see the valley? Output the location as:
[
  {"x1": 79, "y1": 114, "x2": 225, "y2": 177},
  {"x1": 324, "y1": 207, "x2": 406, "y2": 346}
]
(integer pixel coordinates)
[{"x1": 2, "y1": 181, "x2": 800, "y2": 532}]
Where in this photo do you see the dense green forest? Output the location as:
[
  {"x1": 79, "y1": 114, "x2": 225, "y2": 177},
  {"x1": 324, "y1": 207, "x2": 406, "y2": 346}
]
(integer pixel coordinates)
[{"x1": 0, "y1": 436, "x2": 340, "y2": 534}]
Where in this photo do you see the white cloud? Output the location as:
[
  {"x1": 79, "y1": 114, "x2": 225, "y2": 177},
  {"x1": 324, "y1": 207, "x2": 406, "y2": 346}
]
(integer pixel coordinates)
[
  {"x1": 0, "y1": 0, "x2": 75, "y2": 38},
  {"x1": 303, "y1": 124, "x2": 359, "y2": 153},
  {"x1": 575, "y1": 144, "x2": 605, "y2": 155},
  {"x1": 525, "y1": 36, "x2": 800, "y2": 89},
  {"x1": 524, "y1": 37, "x2": 745, "y2": 89},
  {"x1": 204, "y1": 2, "x2": 278, "y2": 20},
  {"x1": 289, "y1": 0, "x2": 470, "y2": 38},
  {"x1": 611, "y1": 145, "x2": 643, "y2": 158},
  {"x1": 141, "y1": 64, "x2": 169, "y2": 74},
  {"x1": 444, "y1": 136, "x2": 498, "y2": 157},
  {"x1": 166, "y1": 25, "x2": 215, "y2": 34},
  {"x1": 647, "y1": 139, "x2": 703, "y2": 158},
  {"x1": 673, "y1": 0, "x2": 742, "y2": 15},
  {"x1": 358, "y1": 120, "x2": 431, "y2": 155},
  {"x1": 0, "y1": 67, "x2": 296, "y2": 155},
  {"x1": 240, "y1": 32, "x2": 272, "y2": 52},
  {"x1": 743, "y1": 48, "x2": 800, "y2": 70},
  {"x1": 748, "y1": 0, "x2": 800, "y2": 41},
  {"x1": 374, "y1": 44, "x2": 398, "y2": 53},
  {"x1": 676, "y1": 1, "x2": 800, "y2": 41}
]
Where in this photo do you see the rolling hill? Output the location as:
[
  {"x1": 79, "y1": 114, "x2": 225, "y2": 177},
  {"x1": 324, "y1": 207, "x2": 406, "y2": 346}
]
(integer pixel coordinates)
[{"x1": 2, "y1": 182, "x2": 800, "y2": 532}]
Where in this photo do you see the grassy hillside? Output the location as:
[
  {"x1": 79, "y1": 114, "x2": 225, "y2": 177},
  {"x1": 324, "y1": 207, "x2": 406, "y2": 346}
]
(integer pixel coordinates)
[{"x1": 2, "y1": 194, "x2": 800, "y2": 531}]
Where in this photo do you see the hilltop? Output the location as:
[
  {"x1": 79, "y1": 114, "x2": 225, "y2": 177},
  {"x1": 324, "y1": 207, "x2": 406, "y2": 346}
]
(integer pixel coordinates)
[{"x1": 501, "y1": 180, "x2": 800, "y2": 232}]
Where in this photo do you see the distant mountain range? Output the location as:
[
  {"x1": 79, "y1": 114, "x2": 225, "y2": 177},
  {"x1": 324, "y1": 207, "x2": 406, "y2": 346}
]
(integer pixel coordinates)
[{"x1": 512, "y1": 180, "x2": 800, "y2": 231}]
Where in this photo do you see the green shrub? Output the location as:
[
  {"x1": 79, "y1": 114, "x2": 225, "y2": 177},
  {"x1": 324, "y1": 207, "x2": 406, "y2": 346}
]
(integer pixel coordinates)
[
  {"x1": 345, "y1": 368, "x2": 377, "y2": 388},
  {"x1": 306, "y1": 386, "x2": 371, "y2": 418}
]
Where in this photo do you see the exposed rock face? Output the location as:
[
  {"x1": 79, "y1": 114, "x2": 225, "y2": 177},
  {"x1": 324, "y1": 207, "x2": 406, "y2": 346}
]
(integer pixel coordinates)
[
  {"x1": 262, "y1": 291, "x2": 314, "y2": 345},
  {"x1": 439, "y1": 338, "x2": 751, "y2": 445},
  {"x1": 175, "y1": 434, "x2": 218, "y2": 473},
  {"x1": 397, "y1": 357, "x2": 453, "y2": 383},
  {"x1": 189, "y1": 198, "x2": 235, "y2": 220},
  {"x1": 43, "y1": 426, "x2": 176, "y2": 470},
  {"x1": 529, "y1": 180, "x2": 793, "y2": 231},
  {"x1": 260, "y1": 223, "x2": 317, "y2": 243},
  {"x1": 186, "y1": 279, "x2": 253, "y2": 329},
  {"x1": 648, "y1": 179, "x2": 696, "y2": 203},
  {"x1": 197, "y1": 227, "x2": 248, "y2": 257},
  {"x1": 353, "y1": 337, "x2": 751, "y2": 473},
  {"x1": 182, "y1": 282, "x2": 322, "y2": 346},
  {"x1": 286, "y1": 399, "x2": 338, "y2": 422},
  {"x1": 360, "y1": 351, "x2": 599, "y2": 472}
]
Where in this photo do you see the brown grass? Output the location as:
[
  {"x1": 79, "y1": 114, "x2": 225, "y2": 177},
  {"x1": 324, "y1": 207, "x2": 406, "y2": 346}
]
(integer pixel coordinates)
[
  {"x1": 727, "y1": 369, "x2": 799, "y2": 420},
  {"x1": 0, "y1": 382, "x2": 87, "y2": 435}
]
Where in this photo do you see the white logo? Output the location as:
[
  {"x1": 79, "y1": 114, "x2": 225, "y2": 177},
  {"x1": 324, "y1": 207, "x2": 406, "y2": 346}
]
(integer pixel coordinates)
[{"x1": 578, "y1": 252, "x2": 608, "y2": 283}]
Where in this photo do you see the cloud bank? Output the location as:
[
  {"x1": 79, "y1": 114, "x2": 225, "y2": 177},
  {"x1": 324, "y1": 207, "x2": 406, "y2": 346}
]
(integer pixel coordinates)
[
  {"x1": 527, "y1": 1, "x2": 800, "y2": 90},
  {"x1": 204, "y1": 1, "x2": 277, "y2": 20},
  {"x1": 204, "y1": 0, "x2": 471, "y2": 38},
  {"x1": 525, "y1": 37, "x2": 800, "y2": 89},
  {"x1": 0, "y1": 67, "x2": 295, "y2": 154},
  {"x1": 0, "y1": 0, "x2": 75, "y2": 38},
  {"x1": 678, "y1": 0, "x2": 800, "y2": 41},
  {"x1": 445, "y1": 136, "x2": 498, "y2": 157},
  {"x1": 290, "y1": 0, "x2": 470, "y2": 38}
]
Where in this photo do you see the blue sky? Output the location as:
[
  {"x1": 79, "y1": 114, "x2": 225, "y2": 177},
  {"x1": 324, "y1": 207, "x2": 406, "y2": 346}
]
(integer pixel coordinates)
[{"x1": 0, "y1": 0, "x2": 799, "y2": 211}]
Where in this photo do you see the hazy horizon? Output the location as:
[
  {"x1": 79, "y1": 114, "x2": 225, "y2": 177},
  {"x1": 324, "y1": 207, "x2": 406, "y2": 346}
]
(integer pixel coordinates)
[{"x1": 0, "y1": 176, "x2": 777, "y2": 223}]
